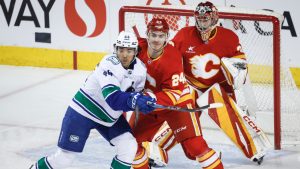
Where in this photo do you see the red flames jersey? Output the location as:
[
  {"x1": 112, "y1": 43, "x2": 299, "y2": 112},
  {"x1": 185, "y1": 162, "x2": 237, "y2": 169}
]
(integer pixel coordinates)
[
  {"x1": 171, "y1": 26, "x2": 245, "y2": 92},
  {"x1": 138, "y1": 38, "x2": 186, "y2": 106}
]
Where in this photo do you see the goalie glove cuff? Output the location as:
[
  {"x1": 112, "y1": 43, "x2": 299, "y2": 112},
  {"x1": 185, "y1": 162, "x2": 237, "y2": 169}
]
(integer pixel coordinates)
[{"x1": 221, "y1": 57, "x2": 248, "y2": 90}]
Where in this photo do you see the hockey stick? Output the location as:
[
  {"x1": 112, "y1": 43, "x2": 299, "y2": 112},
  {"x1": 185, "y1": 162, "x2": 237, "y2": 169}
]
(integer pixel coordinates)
[
  {"x1": 149, "y1": 102, "x2": 223, "y2": 112},
  {"x1": 134, "y1": 106, "x2": 140, "y2": 128}
]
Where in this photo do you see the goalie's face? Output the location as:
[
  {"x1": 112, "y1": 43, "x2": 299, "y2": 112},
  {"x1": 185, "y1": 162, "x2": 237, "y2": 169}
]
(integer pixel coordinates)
[
  {"x1": 194, "y1": 1, "x2": 219, "y2": 42},
  {"x1": 116, "y1": 47, "x2": 136, "y2": 68},
  {"x1": 195, "y1": 14, "x2": 214, "y2": 32},
  {"x1": 147, "y1": 31, "x2": 168, "y2": 52}
]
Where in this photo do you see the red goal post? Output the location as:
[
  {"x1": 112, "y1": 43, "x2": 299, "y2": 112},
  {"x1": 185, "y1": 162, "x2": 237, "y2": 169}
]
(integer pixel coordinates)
[{"x1": 119, "y1": 5, "x2": 300, "y2": 150}]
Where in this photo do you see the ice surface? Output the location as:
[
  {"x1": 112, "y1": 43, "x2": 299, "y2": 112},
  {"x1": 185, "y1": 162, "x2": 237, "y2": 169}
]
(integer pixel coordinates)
[{"x1": 1, "y1": 65, "x2": 300, "y2": 169}]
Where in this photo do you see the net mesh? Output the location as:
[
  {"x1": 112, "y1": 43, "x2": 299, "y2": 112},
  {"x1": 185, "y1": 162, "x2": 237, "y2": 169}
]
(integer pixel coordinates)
[{"x1": 121, "y1": 5, "x2": 300, "y2": 148}]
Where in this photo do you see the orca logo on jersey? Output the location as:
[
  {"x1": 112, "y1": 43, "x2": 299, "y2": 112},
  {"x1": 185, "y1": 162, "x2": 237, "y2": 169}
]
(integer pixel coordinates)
[
  {"x1": 69, "y1": 135, "x2": 79, "y2": 143},
  {"x1": 190, "y1": 53, "x2": 220, "y2": 79},
  {"x1": 64, "y1": 0, "x2": 106, "y2": 37}
]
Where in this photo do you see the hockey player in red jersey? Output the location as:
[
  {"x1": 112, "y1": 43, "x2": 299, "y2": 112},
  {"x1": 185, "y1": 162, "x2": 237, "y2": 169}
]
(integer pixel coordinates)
[
  {"x1": 171, "y1": 1, "x2": 246, "y2": 95},
  {"x1": 143, "y1": 1, "x2": 271, "y2": 167},
  {"x1": 130, "y1": 18, "x2": 224, "y2": 169}
]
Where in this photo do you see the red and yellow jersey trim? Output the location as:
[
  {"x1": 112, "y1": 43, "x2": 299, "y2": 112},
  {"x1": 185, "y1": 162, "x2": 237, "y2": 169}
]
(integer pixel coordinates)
[
  {"x1": 147, "y1": 49, "x2": 164, "y2": 61},
  {"x1": 163, "y1": 89, "x2": 182, "y2": 105},
  {"x1": 185, "y1": 74, "x2": 210, "y2": 89},
  {"x1": 232, "y1": 54, "x2": 246, "y2": 60}
]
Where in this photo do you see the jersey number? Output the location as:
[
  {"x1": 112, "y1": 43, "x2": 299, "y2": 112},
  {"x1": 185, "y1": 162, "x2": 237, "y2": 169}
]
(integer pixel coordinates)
[
  {"x1": 147, "y1": 72, "x2": 185, "y2": 88},
  {"x1": 172, "y1": 72, "x2": 185, "y2": 86}
]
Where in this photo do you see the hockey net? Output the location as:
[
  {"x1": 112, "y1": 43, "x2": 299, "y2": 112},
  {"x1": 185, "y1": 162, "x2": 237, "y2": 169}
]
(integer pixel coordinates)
[{"x1": 119, "y1": 5, "x2": 300, "y2": 149}]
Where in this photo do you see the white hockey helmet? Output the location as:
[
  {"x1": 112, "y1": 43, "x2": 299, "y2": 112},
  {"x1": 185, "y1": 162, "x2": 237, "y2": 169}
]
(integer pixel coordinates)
[{"x1": 115, "y1": 31, "x2": 138, "y2": 51}]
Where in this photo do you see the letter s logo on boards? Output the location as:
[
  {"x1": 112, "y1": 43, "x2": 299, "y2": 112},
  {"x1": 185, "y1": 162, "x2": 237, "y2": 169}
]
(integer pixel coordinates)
[{"x1": 64, "y1": 0, "x2": 106, "y2": 37}]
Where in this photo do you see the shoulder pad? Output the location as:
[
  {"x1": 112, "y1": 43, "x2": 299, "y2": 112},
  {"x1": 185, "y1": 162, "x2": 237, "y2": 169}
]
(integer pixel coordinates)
[{"x1": 105, "y1": 55, "x2": 120, "y2": 65}]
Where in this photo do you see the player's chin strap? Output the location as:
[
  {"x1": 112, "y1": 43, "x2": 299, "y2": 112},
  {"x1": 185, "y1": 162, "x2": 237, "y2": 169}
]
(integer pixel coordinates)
[{"x1": 148, "y1": 102, "x2": 223, "y2": 112}]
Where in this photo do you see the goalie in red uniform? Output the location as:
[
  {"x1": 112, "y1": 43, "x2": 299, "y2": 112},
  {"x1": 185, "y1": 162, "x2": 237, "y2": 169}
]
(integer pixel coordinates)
[
  {"x1": 129, "y1": 18, "x2": 224, "y2": 169},
  {"x1": 140, "y1": 1, "x2": 271, "y2": 167}
]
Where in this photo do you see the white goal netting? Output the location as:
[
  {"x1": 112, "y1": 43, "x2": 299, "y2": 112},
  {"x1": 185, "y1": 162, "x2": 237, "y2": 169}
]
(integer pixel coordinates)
[{"x1": 119, "y1": 5, "x2": 300, "y2": 149}]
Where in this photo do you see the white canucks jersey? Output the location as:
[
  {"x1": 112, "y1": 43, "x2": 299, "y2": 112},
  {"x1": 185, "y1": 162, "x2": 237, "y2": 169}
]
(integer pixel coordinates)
[{"x1": 69, "y1": 54, "x2": 146, "y2": 127}]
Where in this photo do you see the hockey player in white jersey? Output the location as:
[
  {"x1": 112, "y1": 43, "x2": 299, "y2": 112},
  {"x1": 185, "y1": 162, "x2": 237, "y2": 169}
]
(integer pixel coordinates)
[{"x1": 30, "y1": 31, "x2": 156, "y2": 169}]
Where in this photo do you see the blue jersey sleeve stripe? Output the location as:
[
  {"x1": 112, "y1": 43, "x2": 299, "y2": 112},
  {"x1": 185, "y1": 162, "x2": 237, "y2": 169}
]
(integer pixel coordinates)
[{"x1": 105, "y1": 90, "x2": 132, "y2": 112}]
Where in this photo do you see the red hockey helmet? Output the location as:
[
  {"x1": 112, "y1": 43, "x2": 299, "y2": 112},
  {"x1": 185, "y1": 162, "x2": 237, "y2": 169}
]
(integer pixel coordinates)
[
  {"x1": 194, "y1": 1, "x2": 219, "y2": 41},
  {"x1": 146, "y1": 18, "x2": 170, "y2": 34}
]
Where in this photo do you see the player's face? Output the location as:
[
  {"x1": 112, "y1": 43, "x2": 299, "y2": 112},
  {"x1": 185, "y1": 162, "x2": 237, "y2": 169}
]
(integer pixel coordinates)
[
  {"x1": 147, "y1": 31, "x2": 168, "y2": 51},
  {"x1": 196, "y1": 15, "x2": 212, "y2": 32},
  {"x1": 116, "y1": 47, "x2": 136, "y2": 68}
]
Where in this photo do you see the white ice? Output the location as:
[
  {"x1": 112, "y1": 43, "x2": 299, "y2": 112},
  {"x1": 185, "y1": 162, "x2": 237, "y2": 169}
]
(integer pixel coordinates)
[{"x1": 1, "y1": 65, "x2": 300, "y2": 169}]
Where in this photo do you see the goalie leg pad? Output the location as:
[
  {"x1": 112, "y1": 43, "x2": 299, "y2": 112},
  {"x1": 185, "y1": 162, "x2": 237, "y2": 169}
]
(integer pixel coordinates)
[
  {"x1": 132, "y1": 146, "x2": 150, "y2": 169},
  {"x1": 132, "y1": 129, "x2": 171, "y2": 169},
  {"x1": 133, "y1": 121, "x2": 175, "y2": 168},
  {"x1": 143, "y1": 141, "x2": 168, "y2": 167},
  {"x1": 151, "y1": 121, "x2": 176, "y2": 151},
  {"x1": 197, "y1": 83, "x2": 265, "y2": 159}
]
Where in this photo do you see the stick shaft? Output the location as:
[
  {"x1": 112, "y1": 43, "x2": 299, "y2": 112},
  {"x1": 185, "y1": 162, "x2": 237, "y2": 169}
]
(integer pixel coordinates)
[{"x1": 150, "y1": 103, "x2": 222, "y2": 112}]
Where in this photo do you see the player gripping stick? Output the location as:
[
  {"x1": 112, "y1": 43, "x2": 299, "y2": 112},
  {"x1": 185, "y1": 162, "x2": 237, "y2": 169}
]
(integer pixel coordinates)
[
  {"x1": 29, "y1": 31, "x2": 156, "y2": 169},
  {"x1": 127, "y1": 17, "x2": 224, "y2": 169},
  {"x1": 134, "y1": 1, "x2": 271, "y2": 167}
]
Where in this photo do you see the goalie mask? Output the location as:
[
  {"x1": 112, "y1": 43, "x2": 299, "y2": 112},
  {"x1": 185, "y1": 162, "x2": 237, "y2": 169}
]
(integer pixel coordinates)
[
  {"x1": 194, "y1": 1, "x2": 219, "y2": 42},
  {"x1": 146, "y1": 18, "x2": 170, "y2": 52}
]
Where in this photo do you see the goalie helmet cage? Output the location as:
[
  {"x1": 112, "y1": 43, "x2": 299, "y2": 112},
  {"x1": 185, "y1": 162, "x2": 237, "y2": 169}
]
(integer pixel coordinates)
[{"x1": 119, "y1": 5, "x2": 300, "y2": 150}]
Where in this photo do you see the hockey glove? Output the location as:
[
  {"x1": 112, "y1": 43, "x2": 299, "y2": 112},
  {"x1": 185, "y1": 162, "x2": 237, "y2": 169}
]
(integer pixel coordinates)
[{"x1": 127, "y1": 92, "x2": 156, "y2": 114}]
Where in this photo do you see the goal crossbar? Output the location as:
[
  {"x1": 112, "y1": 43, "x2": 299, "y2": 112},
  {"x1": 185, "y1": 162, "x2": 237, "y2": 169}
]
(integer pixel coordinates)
[{"x1": 119, "y1": 5, "x2": 282, "y2": 150}]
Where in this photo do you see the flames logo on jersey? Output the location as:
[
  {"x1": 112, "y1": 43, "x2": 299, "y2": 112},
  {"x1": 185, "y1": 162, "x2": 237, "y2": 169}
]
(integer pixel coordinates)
[{"x1": 190, "y1": 53, "x2": 220, "y2": 79}]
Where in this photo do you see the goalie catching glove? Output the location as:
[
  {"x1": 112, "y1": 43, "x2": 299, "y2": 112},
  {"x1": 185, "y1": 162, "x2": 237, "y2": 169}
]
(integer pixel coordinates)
[{"x1": 221, "y1": 57, "x2": 248, "y2": 90}]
